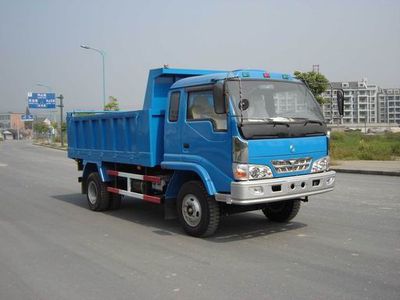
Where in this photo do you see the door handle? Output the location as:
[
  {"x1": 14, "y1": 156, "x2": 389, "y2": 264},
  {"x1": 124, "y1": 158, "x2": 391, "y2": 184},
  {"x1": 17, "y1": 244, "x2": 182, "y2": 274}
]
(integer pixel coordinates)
[{"x1": 183, "y1": 143, "x2": 190, "y2": 149}]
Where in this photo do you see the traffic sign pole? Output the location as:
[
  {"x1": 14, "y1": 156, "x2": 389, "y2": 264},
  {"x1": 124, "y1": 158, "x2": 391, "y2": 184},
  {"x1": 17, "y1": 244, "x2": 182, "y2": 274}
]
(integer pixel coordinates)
[{"x1": 57, "y1": 94, "x2": 64, "y2": 147}]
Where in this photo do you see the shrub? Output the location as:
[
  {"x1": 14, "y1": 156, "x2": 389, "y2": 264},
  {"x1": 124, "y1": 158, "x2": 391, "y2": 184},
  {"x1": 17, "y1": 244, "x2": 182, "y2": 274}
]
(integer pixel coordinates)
[
  {"x1": 391, "y1": 143, "x2": 400, "y2": 156},
  {"x1": 330, "y1": 131, "x2": 400, "y2": 160}
]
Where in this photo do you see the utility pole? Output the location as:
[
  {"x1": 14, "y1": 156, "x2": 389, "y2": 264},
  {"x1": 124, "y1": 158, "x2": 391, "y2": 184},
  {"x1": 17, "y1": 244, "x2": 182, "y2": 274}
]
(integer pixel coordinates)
[
  {"x1": 57, "y1": 94, "x2": 64, "y2": 147},
  {"x1": 328, "y1": 82, "x2": 334, "y2": 124}
]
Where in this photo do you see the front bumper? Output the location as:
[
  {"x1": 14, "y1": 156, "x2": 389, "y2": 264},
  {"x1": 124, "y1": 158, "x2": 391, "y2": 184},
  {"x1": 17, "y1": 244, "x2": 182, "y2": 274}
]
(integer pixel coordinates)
[{"x1": 215, "y1": 171, "x2": 335, "y2": 205}]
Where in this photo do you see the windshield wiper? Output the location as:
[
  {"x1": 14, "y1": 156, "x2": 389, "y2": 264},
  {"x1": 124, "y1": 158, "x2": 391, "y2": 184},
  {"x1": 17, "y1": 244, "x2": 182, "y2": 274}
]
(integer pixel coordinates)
[
  {"x1": 239, "y1": 117, "x2": 290, "y2": 127},
  {"x1": 285, "y1": 117, "x2": 323, "y2": 126},
  {"x1": 271, "y1": 120, "x2": 290, "y2": 127},
  {"x1": 304, "y1": 119, "x2": 323, "y2": 126}
]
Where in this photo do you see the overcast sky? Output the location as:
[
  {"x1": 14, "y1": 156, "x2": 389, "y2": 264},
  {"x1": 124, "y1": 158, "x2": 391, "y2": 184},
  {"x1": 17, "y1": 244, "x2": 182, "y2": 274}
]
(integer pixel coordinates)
[{"x1": 0, "y1": 0, "x2": 399, "y2": 114}]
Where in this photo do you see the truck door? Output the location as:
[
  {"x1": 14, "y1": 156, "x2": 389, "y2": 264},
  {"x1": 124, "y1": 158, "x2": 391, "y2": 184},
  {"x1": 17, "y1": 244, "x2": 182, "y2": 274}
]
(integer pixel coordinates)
[{"x1": 181, "y1": 87, "x2": 232, "y2": 192}]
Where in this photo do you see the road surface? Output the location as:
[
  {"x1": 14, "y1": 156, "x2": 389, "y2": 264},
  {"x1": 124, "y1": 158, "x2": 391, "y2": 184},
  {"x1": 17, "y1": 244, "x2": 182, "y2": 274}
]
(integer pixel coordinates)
[{"x1": 0, "y1": 140, "x2": 399, "y2": 300}]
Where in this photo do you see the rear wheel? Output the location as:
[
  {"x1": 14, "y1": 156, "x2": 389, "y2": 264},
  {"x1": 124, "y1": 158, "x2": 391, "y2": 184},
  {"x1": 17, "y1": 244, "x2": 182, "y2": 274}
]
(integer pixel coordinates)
[
  {"x1": 262, "y1": 199, "x2": 301, "y2": 222},
  {"x1": 177, "y1": 181, "x2": 220, "y2": 237},
  {"x1": 86, "y1": 172, "x2": 111, "y2": 211}
]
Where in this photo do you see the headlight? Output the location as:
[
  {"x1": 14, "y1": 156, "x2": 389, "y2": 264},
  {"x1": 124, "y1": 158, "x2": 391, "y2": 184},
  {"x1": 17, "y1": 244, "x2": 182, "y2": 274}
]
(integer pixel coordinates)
[
  {"x1": 233, "y1": 163, "x2": 273, "y2": 181},
  {"x1": 311, "y1": 156, "x2": 330, "y2": 173}
]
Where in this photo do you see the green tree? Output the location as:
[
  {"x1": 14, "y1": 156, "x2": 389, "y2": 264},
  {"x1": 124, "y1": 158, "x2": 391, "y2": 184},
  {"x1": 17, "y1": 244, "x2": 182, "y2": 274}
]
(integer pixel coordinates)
[
  {"x1": 33, "y1": 122, "x2": 49, "y2": 134},
  {"x1": 104, "y1": 96, "x2": 120, "y2": 111},
  {"x1": 61, "y1": 122, "x2": 67, "y2": 133},
  {"x1": 294, "y1": 71, "x2": 329, "y2": 104},
  {"x1": 50, "y1": 121, "x2": 58, "y2": 130}
]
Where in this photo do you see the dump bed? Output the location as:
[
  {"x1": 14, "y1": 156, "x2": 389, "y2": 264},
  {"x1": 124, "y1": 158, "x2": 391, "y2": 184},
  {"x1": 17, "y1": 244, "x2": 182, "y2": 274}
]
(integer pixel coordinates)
[
  {"x1": 67, "y1": 68, "x2": 222, "y2": 167},
  {"x1": 67, "y1": 109, "x2": 164, "y2": 167}
]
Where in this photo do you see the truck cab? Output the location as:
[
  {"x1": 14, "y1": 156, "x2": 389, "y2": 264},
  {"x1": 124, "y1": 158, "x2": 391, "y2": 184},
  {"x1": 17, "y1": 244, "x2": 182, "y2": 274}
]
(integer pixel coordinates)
[
  {"x1": 161, "y1": 69, "x2": 335, "y2": 235},
  {"x1": 163, "y1": 70, "x2": 335, "y2": 200}
]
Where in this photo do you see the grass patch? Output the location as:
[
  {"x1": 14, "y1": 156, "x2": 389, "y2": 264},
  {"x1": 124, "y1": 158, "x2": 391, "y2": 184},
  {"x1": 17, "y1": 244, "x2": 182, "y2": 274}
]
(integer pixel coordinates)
[{"x1": 330, "y1": 131, "x2": 400, "y2": 160}]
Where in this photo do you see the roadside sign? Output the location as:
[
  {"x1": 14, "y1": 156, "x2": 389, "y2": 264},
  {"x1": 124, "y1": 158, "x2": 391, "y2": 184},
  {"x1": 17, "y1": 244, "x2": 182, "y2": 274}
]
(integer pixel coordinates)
[
  {"x1": 28, "y1": 92, "x2": 56, "y2": 109},
  {"x1": 21, "y1": 114, "x2": 34, "y2": 122}
]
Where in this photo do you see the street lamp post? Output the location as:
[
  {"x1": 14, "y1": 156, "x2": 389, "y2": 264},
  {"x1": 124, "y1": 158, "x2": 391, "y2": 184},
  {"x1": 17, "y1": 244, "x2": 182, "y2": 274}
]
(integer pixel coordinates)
[{"x1": 80, "y1": 44, "x2": 106, "y2": 109}]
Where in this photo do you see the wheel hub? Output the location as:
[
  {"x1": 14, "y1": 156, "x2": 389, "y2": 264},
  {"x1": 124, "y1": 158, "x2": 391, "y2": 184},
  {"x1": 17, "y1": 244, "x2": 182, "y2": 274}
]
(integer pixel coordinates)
[
  {"x1": 88, "y1": 181, "x2": 98, "y2": 205},
  {"x1": 182, "y1": 194, "x2": 202, "y2": 227}
]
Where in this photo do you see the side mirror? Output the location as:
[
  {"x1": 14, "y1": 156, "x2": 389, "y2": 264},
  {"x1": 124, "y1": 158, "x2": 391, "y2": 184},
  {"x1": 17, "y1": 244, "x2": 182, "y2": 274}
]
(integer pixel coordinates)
[
  {"x1": 336, "y1": 89, "x2": 344, "y2": 116},
  {"x1": 213, "y1": 81, "x2": 226, "y2": 114}
]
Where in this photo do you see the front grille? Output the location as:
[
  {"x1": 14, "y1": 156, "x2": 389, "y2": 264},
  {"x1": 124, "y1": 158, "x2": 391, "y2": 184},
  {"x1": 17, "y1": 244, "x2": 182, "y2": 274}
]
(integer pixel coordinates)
[{"x1": 271, "y1": 157, "x2": 312, "y2": 174}]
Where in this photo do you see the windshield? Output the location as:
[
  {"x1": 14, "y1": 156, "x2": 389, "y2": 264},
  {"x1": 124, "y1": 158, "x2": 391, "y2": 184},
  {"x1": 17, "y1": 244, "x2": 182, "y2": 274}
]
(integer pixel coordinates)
[{"x1": 226, "y1": 79, "x2": 325, "y2": 123}]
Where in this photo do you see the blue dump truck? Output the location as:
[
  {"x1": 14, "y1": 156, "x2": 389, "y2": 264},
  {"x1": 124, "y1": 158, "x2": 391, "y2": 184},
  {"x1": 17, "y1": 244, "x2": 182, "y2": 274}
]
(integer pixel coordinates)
[{"x1": 67, "y1": 67, "x2": 344, "y2": 237}]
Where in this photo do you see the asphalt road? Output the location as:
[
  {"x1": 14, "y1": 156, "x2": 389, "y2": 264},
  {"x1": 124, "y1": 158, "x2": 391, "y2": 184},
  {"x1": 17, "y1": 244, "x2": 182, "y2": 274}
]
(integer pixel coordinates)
[{"x1": 0, "y1": 140, "x2": 399, "y2": 300}]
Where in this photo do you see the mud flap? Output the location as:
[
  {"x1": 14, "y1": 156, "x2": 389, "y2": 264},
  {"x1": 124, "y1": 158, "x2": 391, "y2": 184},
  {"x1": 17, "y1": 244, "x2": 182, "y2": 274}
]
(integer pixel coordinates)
[{"x1": 164, "y1": 198, "x2": 177, "y2": 220}]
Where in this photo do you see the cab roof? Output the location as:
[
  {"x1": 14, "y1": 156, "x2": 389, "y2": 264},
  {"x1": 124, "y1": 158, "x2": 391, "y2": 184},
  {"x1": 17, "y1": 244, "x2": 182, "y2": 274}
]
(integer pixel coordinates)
[
  {"x1": 143, "y1": 67, "x2": 299, "y2": 112},
  {"x1": 171, "y1": 69, "x2": 299, "y2": 89}
]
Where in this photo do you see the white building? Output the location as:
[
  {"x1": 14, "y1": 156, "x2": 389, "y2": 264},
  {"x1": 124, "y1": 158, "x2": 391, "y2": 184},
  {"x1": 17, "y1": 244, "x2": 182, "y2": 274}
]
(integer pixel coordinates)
[
  {"x1": 322, "y1": 79, "x2": 380, "y2": 124},
  {"x1": 378, "y1": 88, "x2": 400, "y2": 124}
]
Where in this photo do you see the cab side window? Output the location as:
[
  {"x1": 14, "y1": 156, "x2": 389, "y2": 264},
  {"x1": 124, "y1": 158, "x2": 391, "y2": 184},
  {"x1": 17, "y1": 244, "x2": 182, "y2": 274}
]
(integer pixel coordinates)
[
  {"x1": 187, "y1": 90, "x2": 227, "y2": 131},
  {"x1": 169, "y1": 91, "x2": 180, "y2": 122}
]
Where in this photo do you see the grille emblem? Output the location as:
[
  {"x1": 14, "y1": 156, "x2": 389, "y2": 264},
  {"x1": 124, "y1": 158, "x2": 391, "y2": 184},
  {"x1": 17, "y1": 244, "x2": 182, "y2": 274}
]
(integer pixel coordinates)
[
  {"x1": 290, "y1": 144, "x2": 296, "y2": 153},
  {"x1": 289, "y1": 159, "x2": 296, "y2": 165}
]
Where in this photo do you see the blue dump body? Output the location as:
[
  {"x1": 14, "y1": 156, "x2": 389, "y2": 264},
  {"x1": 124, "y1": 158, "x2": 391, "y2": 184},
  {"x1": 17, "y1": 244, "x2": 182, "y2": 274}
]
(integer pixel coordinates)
[
  {"x1": 67, "y1": 110, "x2": 163, "y2": 167},
  {"x1": 67, "y1": 67, "x2": 337, "y2": 237},
  {"x1": 67, "y1": 68, "x2": 222, "y2": 167}
]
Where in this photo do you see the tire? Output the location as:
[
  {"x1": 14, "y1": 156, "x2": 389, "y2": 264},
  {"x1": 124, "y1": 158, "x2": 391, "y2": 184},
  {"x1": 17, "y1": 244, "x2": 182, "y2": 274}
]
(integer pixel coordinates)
[
  {"x1": 108, "y1": 194, "x2": 122, "y2": 210},
  {"x1": 177, "y1": 181, "x2": 220, "y2": 237},
  {"x1": 262, "y1": 199, "x2": 301, "y2": 222},
  {"x1": 86, "y1": 172, "x2": 111, "y2": 211}
]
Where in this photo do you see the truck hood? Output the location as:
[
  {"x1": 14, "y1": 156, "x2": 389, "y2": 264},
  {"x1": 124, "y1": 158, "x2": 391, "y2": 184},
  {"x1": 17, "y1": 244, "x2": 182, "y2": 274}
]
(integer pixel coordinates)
[
  {"x1": 246, "y1": 136, "x2": 328, "y2": 177},
  {"x1": 248, "y1": 136, "x2": 328, "y2": 159}
]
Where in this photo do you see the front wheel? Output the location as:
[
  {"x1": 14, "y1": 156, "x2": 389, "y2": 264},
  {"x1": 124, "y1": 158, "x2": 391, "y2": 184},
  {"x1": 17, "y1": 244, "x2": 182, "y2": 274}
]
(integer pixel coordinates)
[
  {"x1": 262, "y1": 199, "x2": 301, "y2": 222},
  {"x1": 177, "y1": 181, "x2": 220, "y2": 237}
]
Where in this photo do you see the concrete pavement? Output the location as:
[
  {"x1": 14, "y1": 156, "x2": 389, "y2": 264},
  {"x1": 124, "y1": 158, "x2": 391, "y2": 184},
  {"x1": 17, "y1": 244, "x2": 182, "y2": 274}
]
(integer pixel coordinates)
[
  {"x1": 0, "y1": 140, "x2": 399, "y2": 300},
  {"x1": 332, "y1": 160, "x2": 400, "y2": 176}
]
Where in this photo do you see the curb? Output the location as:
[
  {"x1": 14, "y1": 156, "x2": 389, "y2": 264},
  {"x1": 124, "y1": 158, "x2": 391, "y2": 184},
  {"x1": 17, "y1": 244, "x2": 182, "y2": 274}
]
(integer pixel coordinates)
[
  {"x1": 33, "y1": 143, "x2": 67, "y2": 151},
  {"x1": 332, "y1": 168, "x2": 400, "y2": 177}
]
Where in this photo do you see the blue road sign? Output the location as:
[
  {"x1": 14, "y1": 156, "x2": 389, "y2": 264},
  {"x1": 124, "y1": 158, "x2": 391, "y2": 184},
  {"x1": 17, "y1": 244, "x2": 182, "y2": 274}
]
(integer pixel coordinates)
[
  {"x1": 28, "y1": 92, "x2": 56, "y2": 109},
  {"x1": 21, "y1": 114, "x2": 34, "y2": 122}
]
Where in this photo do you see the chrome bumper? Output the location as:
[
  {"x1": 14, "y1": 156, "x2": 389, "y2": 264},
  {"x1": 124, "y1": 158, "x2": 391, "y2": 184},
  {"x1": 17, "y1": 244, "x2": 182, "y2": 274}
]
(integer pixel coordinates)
[{"x1": 215, "y1": 171, "x2": 336, "y2": 205}]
